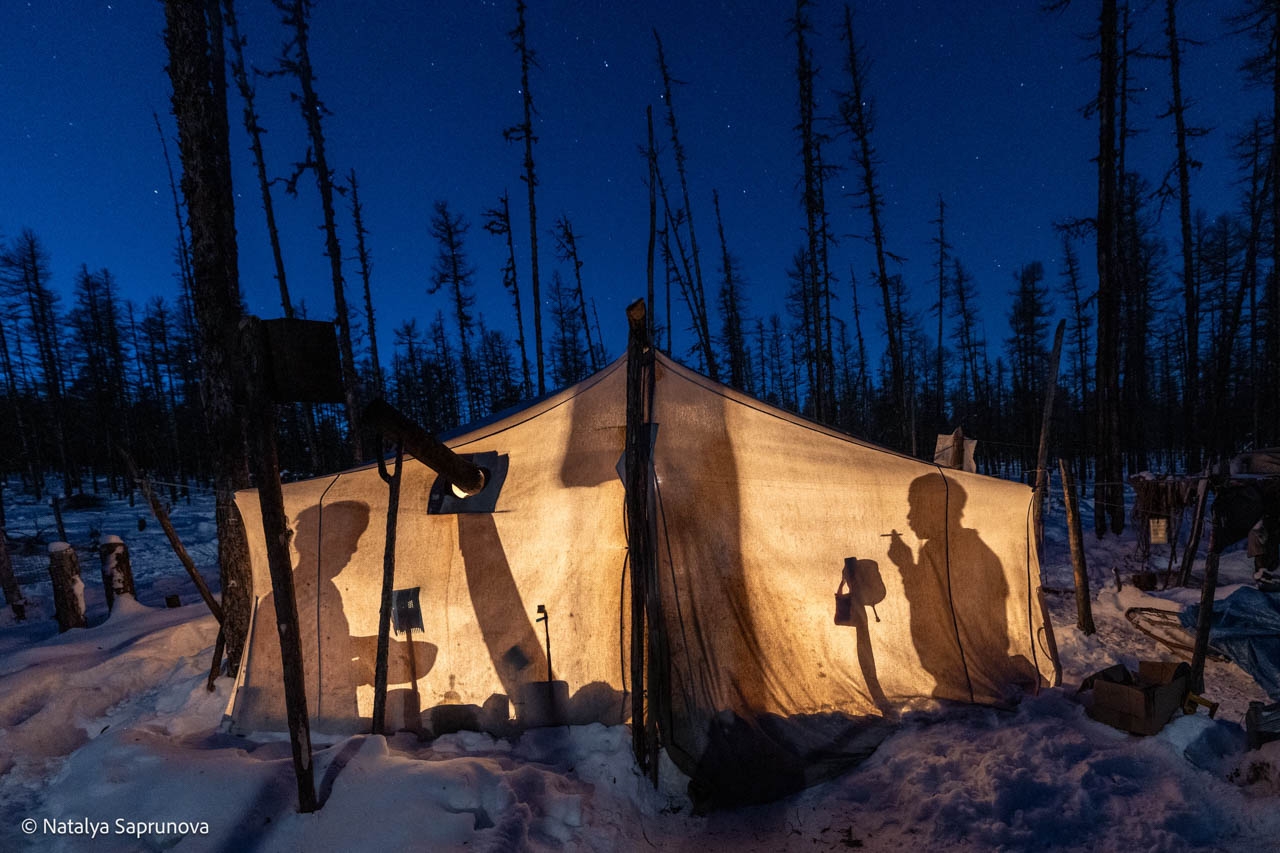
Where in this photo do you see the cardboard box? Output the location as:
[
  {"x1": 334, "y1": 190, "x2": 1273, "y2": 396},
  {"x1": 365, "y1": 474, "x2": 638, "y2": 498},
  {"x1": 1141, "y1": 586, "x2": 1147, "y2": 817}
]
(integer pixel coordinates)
[{"x1": 1085, "y1": 661, "x2": 1190, "y2": 736}]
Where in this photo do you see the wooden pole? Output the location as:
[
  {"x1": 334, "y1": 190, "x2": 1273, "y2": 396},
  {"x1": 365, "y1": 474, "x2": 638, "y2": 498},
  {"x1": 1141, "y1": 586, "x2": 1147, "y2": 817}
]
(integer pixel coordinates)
[
  {"x1": 625, "y1": 298, "x2": 667, "y2": 782},
  {"x1": 121, "y1": 449, "x2": 223, "y2": 624},
  {"x1": 372, "y1": 442, "x2": 404, "y2": 736},
  {"x1": 1032, "y1": 320, "x2": 1066, "y2": 553},
  {"x1": 625, "y1": 300, "x2": 650, "y2": 772},
  {"x1": 98, "y1": 535, "x2": 136, "y2": 612},
  {"x1": 1190, "y1": 503, "x2": 1222, "y2": 694},
  {"x1": 240, "y1": 316, "x2": 317, "y2": 813},
  {"x1": 362, "y1": 400, "x2": 485, "y2": 496},
  {"x1": 1178, "y1": 473, "x2": 1210, "y2": 587},
  {"x1": 47, "y1": 542, "x2": 86, "y2": 632},
  {"x1": 1059, "y1": 459, "x2": 1096, "y2": 634}
]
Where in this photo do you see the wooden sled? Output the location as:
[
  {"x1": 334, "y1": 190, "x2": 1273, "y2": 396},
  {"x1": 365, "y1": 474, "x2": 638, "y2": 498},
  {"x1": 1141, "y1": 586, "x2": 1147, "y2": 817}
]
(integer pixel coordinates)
[{"x1": 1124, "y1": 607, "x2": 1231, "y2": 663}]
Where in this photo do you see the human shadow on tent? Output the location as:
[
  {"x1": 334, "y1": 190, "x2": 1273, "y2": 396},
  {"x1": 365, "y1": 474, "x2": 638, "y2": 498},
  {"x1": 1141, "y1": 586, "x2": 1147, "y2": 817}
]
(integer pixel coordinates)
[
  {"x1": 835, "y1": 556, "x2": 890, "y2": 713},
  {"x1": 887, "y1": 473, "x2": 1031, "y2": 702},
  {"x1": 252, "y1": 501, "x2": 437, "y2": 732}
]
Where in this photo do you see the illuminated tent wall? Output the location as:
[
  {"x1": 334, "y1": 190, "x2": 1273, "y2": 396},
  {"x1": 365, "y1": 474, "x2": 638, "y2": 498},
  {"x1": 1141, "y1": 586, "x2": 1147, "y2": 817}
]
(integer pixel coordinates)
[{"x1": 228, "y1": 352, "x2": 1058, "y2": 805}]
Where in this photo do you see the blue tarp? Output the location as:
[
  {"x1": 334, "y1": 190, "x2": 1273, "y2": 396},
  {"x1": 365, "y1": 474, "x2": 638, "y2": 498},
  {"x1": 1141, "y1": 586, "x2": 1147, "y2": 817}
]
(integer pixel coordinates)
[{"x1": 1181, "y1": 588, "x2": 1280, "y2": 701}]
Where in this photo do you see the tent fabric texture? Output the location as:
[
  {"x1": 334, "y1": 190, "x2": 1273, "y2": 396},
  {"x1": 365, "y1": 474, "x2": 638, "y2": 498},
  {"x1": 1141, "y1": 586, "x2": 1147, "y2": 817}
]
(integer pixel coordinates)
[
  {"x1": 1180, "y1": 587, "x2": 1280, "y2": 701},
  {"x1": 228, "y1": 352, "x2": 1058, "y2": 806}
]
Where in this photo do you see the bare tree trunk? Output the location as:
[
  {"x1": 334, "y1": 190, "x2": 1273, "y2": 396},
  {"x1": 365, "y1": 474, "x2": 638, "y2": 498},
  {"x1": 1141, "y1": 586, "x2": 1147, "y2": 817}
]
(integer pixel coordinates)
[
  {"x1": 275, "y1": 0, "x2": 364, "y2": 463},
  {"x1": 1163, "y1": 0, "x2": 1201, "y2": 471},
  {"x1": 1271, "y1": 10, "x2": 1280, "y2": 448},
  {"x1": 505, "y1": 0, "x2": 545, "y2": 395},
  {"x1": 161, "y1": 0, "x2": 254, "y2": 680},
  {"x1": 483, "y1": 192, "x2": 532, "y2": 398},
  {"x1": 47, "y1": 542, "x2": 86, "y2": 632},
  {"x1": 792, "y1": 2, "x2": 824, "y2": 419},
  {"x1": 1094, "y1": 0, "x2": 1125, "y2": 537},
  {"x1": 839, "y1": 4, "x2": 905, "y2": 443},
  {"x1": 51, "y1": 494, "x2": 67, "y2": 543},
  {"x1": 552, "y1": 216, "x2": 599, "y2": 371},
  {"x1": 646, "y1": 107, "x2": 658, "y2": 345},
  {"x1": 932, "y1": 195, "x2": 950, "y2": 432},
  {"x1": 1060, "y1": 459, "x2": 1095, "y2": 634},
  {"x1": 1032, "y1": 320, "x2": 1066, "y2": 551},
  {"x1": 654, "y1": 31, "x2": 717, "y2": 382},
  {"x1": 225, "y1": 0, "x2": 293, "y2": 319},
  {"x1": 0, "y1": 522, "x2": 26, "y2": 620},
  {"x1": 225, "y1": 3, "x2": 324, "y2": 473},
  {"x1": 349, "y1": 170, "x2": 384, "y2": 397}
]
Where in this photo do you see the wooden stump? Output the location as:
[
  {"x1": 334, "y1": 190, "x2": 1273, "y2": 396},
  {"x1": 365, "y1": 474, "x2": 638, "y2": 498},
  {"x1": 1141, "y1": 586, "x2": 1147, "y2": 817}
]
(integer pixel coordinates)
[
  {"x1": 47, "y1": 542, "x2": 87, "y2": 632},
  {"x1": 99, "y1": 535, "x2": 136, "y2": 612}
]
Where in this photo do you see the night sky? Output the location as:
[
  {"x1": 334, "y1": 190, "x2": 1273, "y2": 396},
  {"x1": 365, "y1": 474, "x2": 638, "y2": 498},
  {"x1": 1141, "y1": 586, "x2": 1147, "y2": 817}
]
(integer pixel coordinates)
[{"x1": 0, "y1": 1, "x2": 1266, "y2": 366}]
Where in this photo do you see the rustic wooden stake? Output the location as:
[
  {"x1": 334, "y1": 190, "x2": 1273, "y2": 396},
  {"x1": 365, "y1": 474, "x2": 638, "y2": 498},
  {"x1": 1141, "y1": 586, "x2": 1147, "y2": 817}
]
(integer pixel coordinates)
[
  {"x1": 1059, "y1": 459, "x2": 1096, "y2": 635},
  {"x1": 98, "y1": 535, "x2": 136, "y2": 612},
  {"x1": 47, "y1": 542, "x2": 86, "y2": 632},
  {"x1": 121, "y1": 450, "x2": 223, "y2": 624},
  {"x1": 372, "y1": 441, "x2": 404, "y2": 736}
]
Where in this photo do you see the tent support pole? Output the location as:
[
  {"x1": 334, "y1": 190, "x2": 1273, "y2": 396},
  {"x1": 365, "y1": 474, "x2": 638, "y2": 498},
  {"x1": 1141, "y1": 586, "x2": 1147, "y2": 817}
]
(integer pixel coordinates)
[
  {"x1": 240, "y1": 316, "x2": 317, "y2": 813},
  {"x1": 372, "y1": 441, "x2": 404, "y2": 735},
  {"x1": 625, "y1": 299, "x2": 659, "y2": 781}
]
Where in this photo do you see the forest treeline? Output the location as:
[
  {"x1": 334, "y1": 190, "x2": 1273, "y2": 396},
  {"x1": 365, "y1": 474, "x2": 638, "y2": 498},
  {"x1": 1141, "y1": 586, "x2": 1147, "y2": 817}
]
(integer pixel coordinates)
[{"x1": 3, "y1": 0, "x2": 1279, "y2": 540}]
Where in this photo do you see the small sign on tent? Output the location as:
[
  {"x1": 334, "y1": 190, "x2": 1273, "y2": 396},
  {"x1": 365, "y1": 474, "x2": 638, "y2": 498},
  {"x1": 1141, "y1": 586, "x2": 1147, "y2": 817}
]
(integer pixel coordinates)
[{"x1": 392, "y1": 587, "x2": 423, "y2": 634}]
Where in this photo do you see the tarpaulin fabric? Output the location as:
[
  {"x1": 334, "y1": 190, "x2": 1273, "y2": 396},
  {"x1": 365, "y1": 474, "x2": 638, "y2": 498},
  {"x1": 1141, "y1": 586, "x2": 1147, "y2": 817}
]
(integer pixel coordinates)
[
  {"x1": 1181, "y1": 587, "x2": 1280, "y2": 701},
  {"x1": 229, "y1": 351, "x2": 1058, "y2": 804}
]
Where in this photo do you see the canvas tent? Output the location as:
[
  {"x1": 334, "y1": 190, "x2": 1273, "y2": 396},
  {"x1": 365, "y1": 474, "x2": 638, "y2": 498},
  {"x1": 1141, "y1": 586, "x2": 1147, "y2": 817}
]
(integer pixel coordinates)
[{"x1": 228, "y1": 351, "x2": 1058, "y2": 805}]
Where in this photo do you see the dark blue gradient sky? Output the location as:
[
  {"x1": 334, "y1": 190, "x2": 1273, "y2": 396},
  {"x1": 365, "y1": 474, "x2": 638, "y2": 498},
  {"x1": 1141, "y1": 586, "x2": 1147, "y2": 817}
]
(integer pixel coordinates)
[{"x1": 0, "y1": 1, "x2": 1265, "y2": 365}]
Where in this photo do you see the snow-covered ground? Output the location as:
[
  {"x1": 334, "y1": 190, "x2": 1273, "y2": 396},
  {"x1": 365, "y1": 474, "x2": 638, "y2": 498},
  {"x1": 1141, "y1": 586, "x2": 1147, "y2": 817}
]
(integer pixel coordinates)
[{"x1": 2, "y1": 477, "x2": 1278, "y2": 852}]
